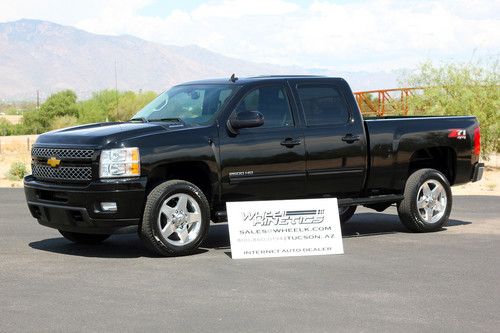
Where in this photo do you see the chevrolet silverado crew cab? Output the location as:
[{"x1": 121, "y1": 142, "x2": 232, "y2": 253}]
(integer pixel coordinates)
[{"x1": 24, "y1": 76, "x2": 484, "y2": 256}]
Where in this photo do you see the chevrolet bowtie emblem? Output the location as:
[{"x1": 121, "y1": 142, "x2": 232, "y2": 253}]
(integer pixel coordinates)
[{"x1": 47, "y1": 156, "x2": 61, "y2": 168}]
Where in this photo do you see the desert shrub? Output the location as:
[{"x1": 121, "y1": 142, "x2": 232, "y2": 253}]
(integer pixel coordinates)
[
  {"x1": 0, "y1": 118, "x2": 13, "y2": 135},
  {"x1": 401, "y1": 61, "x2": 500, "y2": 156},
  {"x1": 17, "y1": 109, "x2": 48, "y2": 134},
  {"x1": 51, "y1": 115, "x2": 78, "y2": 130},
  {"x1": 40, "y1": 90, "x2": 78, "y2": 119},
  {"x1": 7, "y1": 162, "x2": 28, "y2": 180},
  {"x1": 1, "y1": 89, "x2": 157, "y2": 135},
  {"x1": 112, "y1": 90, "x2": 156, "y2": 121},
  {"x1": 78, "y1": 98, "x2": 107, "y2": 124},
  {"x1": 79, "y1": 90, "x2": 156, "y2": 122}
]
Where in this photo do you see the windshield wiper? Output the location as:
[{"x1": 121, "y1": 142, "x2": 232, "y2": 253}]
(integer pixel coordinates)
[
  {"x1": 129, "y1": 117, "x2": 148, "y2": 123},
  {"x1": 148, "y1": 117, "x2": 184, "y2": 123}
]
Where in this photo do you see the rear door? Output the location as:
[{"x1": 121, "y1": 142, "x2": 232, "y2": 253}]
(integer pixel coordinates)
[
  {"x1": 219, "y1": 82, "x2": 306, "y2": 202},
  {"x1": 291, "y1": 80, "x2": 367, "y2": 197}
]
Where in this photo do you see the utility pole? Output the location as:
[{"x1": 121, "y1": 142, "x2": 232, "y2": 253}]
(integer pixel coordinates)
[
  {"x1": 36, "y1": 90, "x2": 40, "y2": 110},
  {"x1": 114, "y1": 60, "x2": 118, "y2": 122}
]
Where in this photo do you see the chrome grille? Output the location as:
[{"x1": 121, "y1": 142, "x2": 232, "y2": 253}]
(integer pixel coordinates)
[
  {"x1": 32, "y1": 147, "x2": 94, "y2": 160},
  {"x1": 32, "y1": 164, "x2": 92, "y2": 182}
]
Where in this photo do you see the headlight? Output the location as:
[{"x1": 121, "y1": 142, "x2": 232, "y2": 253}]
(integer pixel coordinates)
[{"x1": 99, "y1": 147, "x2": 140, "y2": 178}]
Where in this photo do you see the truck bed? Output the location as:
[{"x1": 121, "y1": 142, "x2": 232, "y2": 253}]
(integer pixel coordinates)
[{"x1": 363, "y1": 115, "x2": 480, "y2": 193}]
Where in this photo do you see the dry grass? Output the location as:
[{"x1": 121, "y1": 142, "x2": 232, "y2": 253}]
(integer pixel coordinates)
[
  {"x1": 0, "y1": 135, "x2": 37, "y2": 187},
  {"x1": 0, "y1": 115, "x2": 23, "y2": 125}
]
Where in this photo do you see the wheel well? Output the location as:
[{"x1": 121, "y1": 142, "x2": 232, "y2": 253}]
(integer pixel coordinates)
[
  {"x1": 408, "y1": 147, "x2": 456, "y2": 184},
  {"x1": 146, "y1": 162, "x2": 213, "y2": 203}
]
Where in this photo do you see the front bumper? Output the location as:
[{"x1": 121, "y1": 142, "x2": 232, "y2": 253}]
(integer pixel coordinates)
[
  {"x1": 24, "y1": 175, "x2": 147, "y2": 234},
  {"x1": 471, "y1": 162, "x2": 484, "y2": 182}
]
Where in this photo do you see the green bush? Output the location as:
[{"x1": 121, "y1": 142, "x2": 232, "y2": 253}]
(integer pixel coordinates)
[
  {"x1": 40, "y1": 90, "x2": 78, "y2": 119},
  {"x1": 78, "y1": 98, "x2": 107, "y2": 124},
  {"x1": 109, "y1": 90, "x2": 156, "y2": 121},
  {"x1": 77, "y1": 89, "x2": 156, "y2": 122},
  {"x1": 0, "y1": 89, "x2": 157, "y2": 135},
  {"x1": 17, "y1": 109, "x2": 47, "y2": 134},
  {"x1": 402, "y1": 61, "x2": 500, "y2": 157},
  {"x1": 0, "y1": 118, "x2": 13, "y2": 135},
  {"x1": 7, "y1": 162, "x2": 28, "y2": 181},
  {"x1": 51, "y1": 115, "x2": 78, "y2": 130}
]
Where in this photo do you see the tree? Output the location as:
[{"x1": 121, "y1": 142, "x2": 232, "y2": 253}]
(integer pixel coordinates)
[
  {"x1": 2, "y1": 89, "x2": 157, "y2": 135},
  {"x1": 51, "y1": 115, "x2": 78, "y2": 130},
  {"x1": 78, "y1": 90, "x2": 156, "y2": 122},
  {"x1": 18, "y1": 109, "x2": 47, "y2": 134},
  {"x1": 402, "y1": 61, "x2": 500, "y2": 156},
  {"x1": 40, "y1": 90, "x2": 78, "y2": 119},
  {"x1": 108, "y1": 90, "x2": 156, "y2": 121},
  {"x1": 78, "y1": 98, "x2": 108, "y2": 124}
]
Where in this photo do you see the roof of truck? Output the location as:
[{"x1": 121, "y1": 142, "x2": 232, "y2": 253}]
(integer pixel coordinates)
[{"x1": 179, "y1": 75, "x2": 345, "y2": 86}]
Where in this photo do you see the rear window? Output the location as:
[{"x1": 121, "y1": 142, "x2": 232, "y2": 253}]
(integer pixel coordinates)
[{"x1": 297, "y1": 85, "x2": 349, "y2": 126}]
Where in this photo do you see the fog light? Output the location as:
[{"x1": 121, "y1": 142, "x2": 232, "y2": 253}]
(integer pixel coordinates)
[{"x1": 101, "y1": 202, "x2": 117, "y2": 212}]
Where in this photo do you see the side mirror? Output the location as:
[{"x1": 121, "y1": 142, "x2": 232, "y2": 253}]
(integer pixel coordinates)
[{"x1": 227, "y1": 111, "x2": 264, "y2": 134}]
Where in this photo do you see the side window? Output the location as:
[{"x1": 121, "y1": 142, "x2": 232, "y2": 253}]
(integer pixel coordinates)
[
  {"x1": 235, "y1": 86, "x2": 294, "y2": 128},
  {"x1": 218, "y1": 88, "x2": 233, "y2": 109},
  {"x1": 297, "y1": 85, "x2": 349, "y2": 126}
]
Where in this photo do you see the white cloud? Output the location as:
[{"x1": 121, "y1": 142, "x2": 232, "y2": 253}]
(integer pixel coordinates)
[{"x1": 1, "y1": 0, "x2": 499, "y2": 71}]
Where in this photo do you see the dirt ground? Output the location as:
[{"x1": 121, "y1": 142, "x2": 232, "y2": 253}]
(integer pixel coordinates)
[
  {"x1": 0, "y1": 135, "x2": 37, "y2": 187},
  {"x1": 451, "y1": 166, "x2": 500, "y2": 196},
  {"x1": 0, "y1": 135, "x2": 498, "y2": 196}
]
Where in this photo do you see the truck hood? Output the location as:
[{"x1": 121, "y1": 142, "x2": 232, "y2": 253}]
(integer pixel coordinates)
[{"x1": 35, "y1": 122, "x2": 186, "y2": 148}]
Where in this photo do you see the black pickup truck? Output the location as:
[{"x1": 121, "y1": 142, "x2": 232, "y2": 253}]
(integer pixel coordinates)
[{"x1": 24, "y1": 76, "x2": 484, "y2": 256}]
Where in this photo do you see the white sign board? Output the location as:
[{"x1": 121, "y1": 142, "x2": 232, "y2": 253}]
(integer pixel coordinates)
[{"x1": 226, "y1": 198, "x2": 344, "y2": 259}]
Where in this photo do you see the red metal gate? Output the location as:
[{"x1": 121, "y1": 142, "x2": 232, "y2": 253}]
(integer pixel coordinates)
[{"x1": 353, "y1": 87, "x2": 423, "y2": 116}]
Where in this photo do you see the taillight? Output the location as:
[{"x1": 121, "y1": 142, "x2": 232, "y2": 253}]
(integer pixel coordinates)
[{"x1": 473, "y1": 127, "x2": 481, "y2": 156}]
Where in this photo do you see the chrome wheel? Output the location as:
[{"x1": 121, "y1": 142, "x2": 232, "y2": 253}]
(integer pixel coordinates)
[
  {"x1": 157, "y1": 193, "x2": 202, "y2": 246},
  {"x1": 416, "y1": 180, "x2": 447, "y2": 224}
]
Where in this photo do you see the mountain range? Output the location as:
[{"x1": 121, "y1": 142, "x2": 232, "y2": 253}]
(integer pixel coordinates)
[{"x1": 0, "y1": 19, "x2": 398, "y2": 101}]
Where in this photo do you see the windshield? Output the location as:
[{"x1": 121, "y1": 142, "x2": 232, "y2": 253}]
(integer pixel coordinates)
[{"x1": 132, "y1": 84, "x2": 237, "y2": 125}]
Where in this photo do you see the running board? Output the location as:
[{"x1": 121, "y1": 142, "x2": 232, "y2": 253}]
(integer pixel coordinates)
[
  {"x1": 213, "y1": 194, "x2": 404, "y2": 222},
  {"x1": 337, "y1": 194, "x2": 404, "y2": 207}
]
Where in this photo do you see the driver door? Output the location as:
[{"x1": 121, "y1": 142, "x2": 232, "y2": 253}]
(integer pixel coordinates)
[{"x1": 219, "y1": 83, "x2": 306, "y2": 202}]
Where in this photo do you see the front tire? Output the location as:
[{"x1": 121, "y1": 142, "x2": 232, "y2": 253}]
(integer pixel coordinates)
[
  {"x1": 397, "y1": 168, "x2": 452, "y2": 232},
  {"x1": 59, "y1": 231, "x2": 110, "y2": 244},
  {"x1": 140, "y1": 180, "x2": 210, "y2": 256}
]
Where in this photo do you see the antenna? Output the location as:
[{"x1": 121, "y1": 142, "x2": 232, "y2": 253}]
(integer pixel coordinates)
[{"x1": 229, "y1": 73, "x2": 238, "y2": 83}]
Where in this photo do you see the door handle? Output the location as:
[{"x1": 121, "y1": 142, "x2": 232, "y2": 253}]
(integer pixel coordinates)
[
  {"x1": 281, "y1": 138, "x2": 302, "y2": 148},
  {"x1": 341, "y1": 134, "x2": 360, "y2": 143}
]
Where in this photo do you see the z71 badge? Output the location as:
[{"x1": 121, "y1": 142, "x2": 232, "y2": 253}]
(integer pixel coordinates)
[{"x1": 448, "y1": 129, "x2": 466, "y2": 140}]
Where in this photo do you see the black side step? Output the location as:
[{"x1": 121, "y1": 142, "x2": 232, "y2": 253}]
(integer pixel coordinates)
[
  {"x1": 337, "y1": 194, "x2": 404, "y2": 207},
  {"x1": 213, "y1": 194, "x2": 404, "y2": 222}
]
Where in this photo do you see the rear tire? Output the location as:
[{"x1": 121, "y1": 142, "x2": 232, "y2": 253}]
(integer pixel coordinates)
[
  {"x1": 339, "y1": 206, "x2": 357, "y2": 224},
  {"x1": 140, "y1": 180, "x2": 210, "y2": 256},
  {"x1": 397, "y1": 168, "x2": 452, "y2": 232},
  {"x1": 59, "y1": 231, "x2": 110, "y2": 244}
]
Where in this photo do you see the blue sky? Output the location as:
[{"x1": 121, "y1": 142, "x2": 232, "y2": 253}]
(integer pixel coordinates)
[
  {"x1": 138, "y1": 0, "x2": 316, "y2": 17},
  {"x1": 0, "y1": 0, "x2": 498, "y2": 72},
  {"x1": 138, "y1": 0, "x2": 205, "y2": 16}
]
